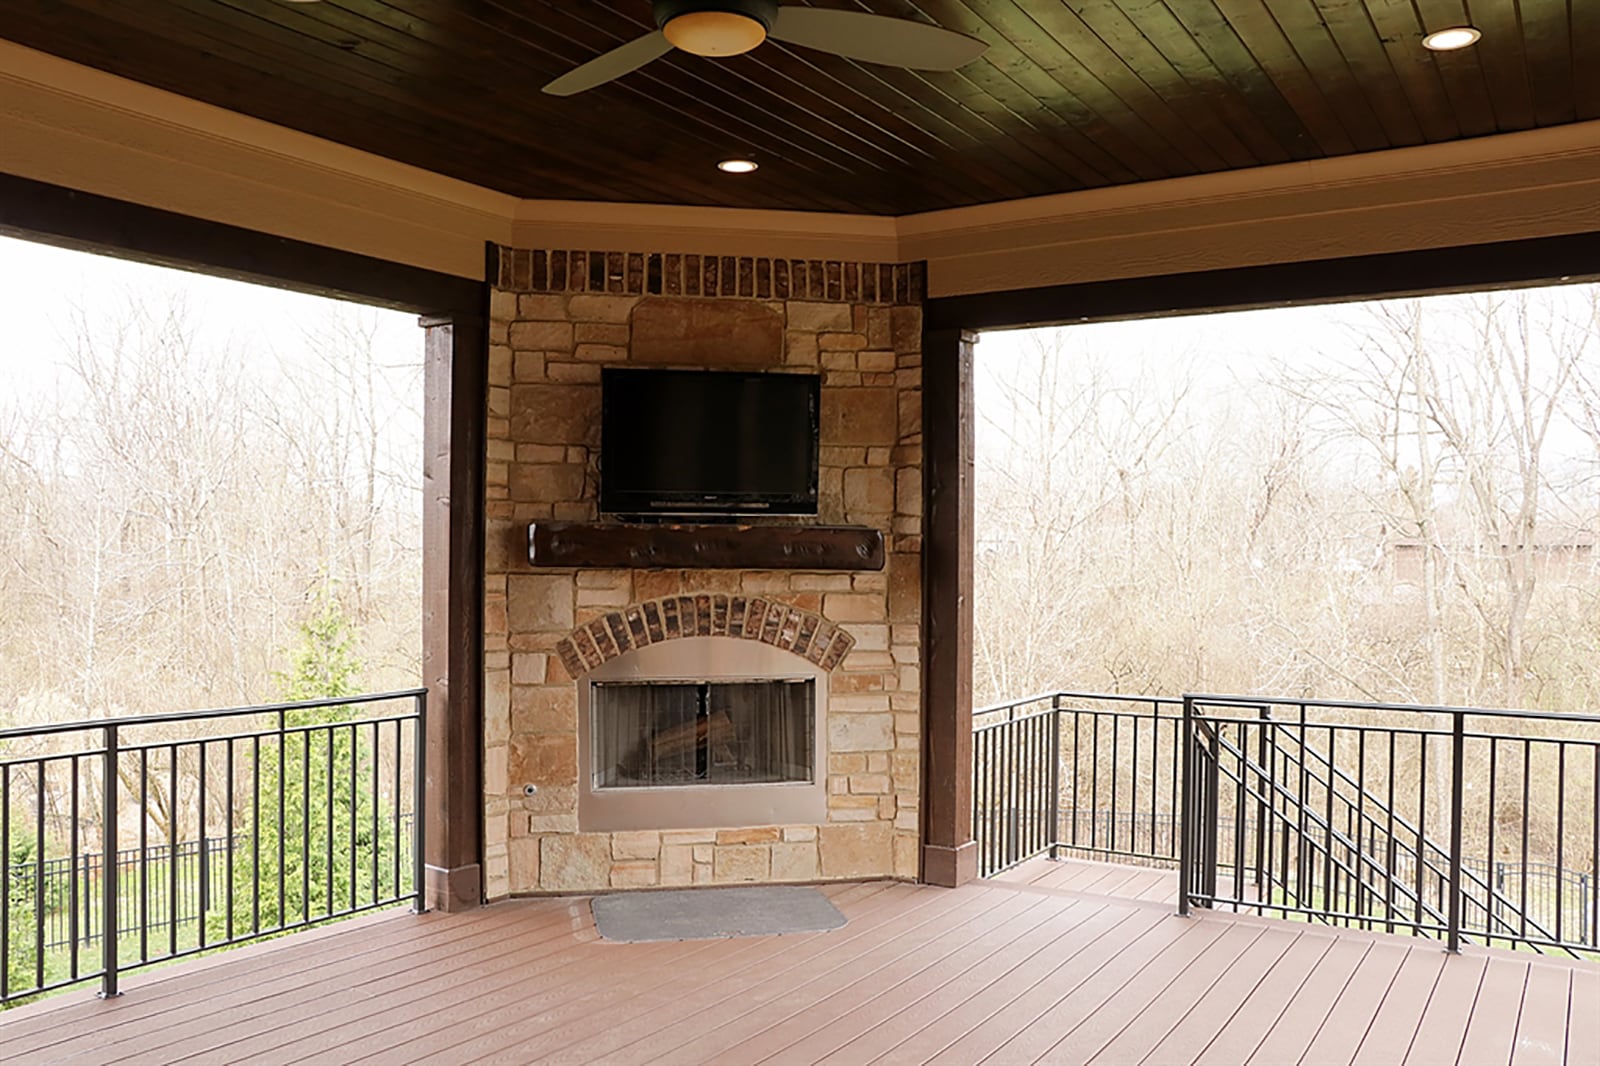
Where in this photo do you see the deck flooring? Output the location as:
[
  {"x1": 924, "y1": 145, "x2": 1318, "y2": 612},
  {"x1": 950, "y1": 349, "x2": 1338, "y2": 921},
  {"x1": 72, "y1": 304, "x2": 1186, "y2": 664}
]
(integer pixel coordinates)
[{"x1": 0, "y1": 857, "x2": 1593, "y2": 1064}]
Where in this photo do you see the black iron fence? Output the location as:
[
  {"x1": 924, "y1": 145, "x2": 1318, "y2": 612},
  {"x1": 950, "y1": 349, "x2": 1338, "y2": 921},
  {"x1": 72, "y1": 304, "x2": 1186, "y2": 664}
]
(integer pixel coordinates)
[
  {"x1": 0, "y1": 690, "x2": 426, "y2": 1005},
  {"x1": 1180, "y1": 694, "x2": 1600, "y2": 956},
  {"x1": 973, "y1": 690, "x2": 1600, "y2": 956},
  {"x1": 973, "y1": 692, "x2": 1182, "y2": 876}
]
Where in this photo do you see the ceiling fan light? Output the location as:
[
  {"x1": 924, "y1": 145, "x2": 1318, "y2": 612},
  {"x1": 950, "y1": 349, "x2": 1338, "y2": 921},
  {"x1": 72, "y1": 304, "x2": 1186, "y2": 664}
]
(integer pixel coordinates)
[{"x1": 664, "y1": 11, "x2": 767, "y2": 56}]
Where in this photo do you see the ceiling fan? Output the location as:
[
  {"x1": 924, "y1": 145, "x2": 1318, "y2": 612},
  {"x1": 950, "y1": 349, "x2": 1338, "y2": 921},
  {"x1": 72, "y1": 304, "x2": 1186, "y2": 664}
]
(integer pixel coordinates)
[{"x1": 543, "y1": 0, "x2": 988, "y2": 96}]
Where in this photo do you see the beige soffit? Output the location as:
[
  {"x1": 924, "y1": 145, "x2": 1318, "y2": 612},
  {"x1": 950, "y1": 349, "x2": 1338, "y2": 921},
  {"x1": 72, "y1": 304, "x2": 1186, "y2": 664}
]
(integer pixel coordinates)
[
  {"x1": 8, "y1": 41, "x2": 1600, "y2": 296},
  {"x1": 0, "y1": 39, "x2": 517, "y2": 280},
  {"x1": 901, "y1": 121, "x2": 1600, "y2": 298},
  {"x1": 510, "y1": 200, "x2": 898, "y2": 265}
]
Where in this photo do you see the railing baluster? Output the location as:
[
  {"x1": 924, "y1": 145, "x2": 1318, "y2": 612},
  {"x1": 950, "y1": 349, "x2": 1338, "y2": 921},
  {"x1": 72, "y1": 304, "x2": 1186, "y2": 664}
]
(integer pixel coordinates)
[
  {"x1": 413, "y1": 690, "x2": 428, "y2": 913},
  {"x1": 1048, "y1": 696, "x2": 1061, "y2": 859},
  {"x1": 101, "y1": 726, "x2": 120, "y2": 997},
  {"x1": 1447, "y1": 711, "x2": 1465, "y2": 953},
  {"x1": 2, "y1": 763, "x2": 11, "y2": 998}
]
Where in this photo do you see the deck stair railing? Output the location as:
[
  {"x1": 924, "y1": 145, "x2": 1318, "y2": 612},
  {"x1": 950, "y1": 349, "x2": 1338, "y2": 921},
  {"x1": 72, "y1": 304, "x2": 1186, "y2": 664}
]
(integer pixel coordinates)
[
  {"x1": 973, "y1": 690, "x2": 1599, "y2": 956},
  {"x1": 0, "y1": 690, "x2": 425, "y2": 1006}
]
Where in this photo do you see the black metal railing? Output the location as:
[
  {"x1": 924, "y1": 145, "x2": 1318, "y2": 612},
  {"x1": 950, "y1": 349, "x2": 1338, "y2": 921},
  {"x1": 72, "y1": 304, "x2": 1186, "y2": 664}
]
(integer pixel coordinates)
[
  {"x1": 973, "y1": 689, "x2": 1599, "y2": 956},
  {"x1": 0, "y1": 690, "x2": 425, "y2": 1005},
  {"x1": 1178, "y1": 694, "x2": 1600, "y2": 956},
  {"x1": 972, "y1": 692, "x2": 1182, "y2": 875}
]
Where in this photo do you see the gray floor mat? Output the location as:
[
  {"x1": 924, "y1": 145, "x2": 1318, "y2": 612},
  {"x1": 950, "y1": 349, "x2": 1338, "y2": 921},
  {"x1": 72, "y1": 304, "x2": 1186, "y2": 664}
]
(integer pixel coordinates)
[{"x1": 590, "y1": 884, "x2": 847, "y2": 942}]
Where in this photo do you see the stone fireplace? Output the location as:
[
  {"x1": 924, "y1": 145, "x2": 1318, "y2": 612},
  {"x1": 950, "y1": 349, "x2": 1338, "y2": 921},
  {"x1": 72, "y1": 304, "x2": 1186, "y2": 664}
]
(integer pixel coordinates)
[{"x1": 481, "y1": 245, "x2": 924, "y2": 896}]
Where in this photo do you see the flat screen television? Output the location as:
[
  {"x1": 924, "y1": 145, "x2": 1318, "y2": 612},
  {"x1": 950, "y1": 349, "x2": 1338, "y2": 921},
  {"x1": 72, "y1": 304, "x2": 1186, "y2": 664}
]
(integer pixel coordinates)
[{"x1": 600, "y1": 368, "x2": 820, "y2": 516}]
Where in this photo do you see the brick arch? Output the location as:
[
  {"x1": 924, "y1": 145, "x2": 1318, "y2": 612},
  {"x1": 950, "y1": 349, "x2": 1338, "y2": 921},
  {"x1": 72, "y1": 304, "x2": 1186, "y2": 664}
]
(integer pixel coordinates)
[{"x1": 553, "y1": 593, "x2": 856, "y2": 679}]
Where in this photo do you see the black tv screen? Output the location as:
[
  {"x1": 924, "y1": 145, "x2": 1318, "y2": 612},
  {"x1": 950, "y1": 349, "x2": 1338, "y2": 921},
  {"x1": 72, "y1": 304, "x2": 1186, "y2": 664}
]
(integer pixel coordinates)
[{"x1": 600, "y1": 368, "x2": 821, "y2": 516}]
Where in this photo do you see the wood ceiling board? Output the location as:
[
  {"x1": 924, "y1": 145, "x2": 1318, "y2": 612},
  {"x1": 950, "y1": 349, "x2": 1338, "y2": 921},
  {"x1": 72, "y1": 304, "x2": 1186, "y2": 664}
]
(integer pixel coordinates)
[
  {"x1": 1207, "y1": 0, "x2": 1363, "y2": 155},
  {"x1": 0, "y1": 0, "x2": 1585, "y2": 215},
  {"x1": 1576, "y1": 0, "x2": 1600, "y2": 119},
  {"x1": 1140, "y1": 0, "x2": 1323, "y2": 162},
  {"x1": 1007, "y1": 0, "x2": 1249, "y2": 172},
  {"x1": 1411, "y1": 0, "x2": 1501, "y2": 135},
  {"x1": 1519, "y1": 0, "x2": 1579, "y2": 128},
  {"x1": 1462, "y1": 0, "x2": 1537, "y2": 130},
  {"x1": 1360, "y1": 0, "x2": 1463, "y2": 142}
]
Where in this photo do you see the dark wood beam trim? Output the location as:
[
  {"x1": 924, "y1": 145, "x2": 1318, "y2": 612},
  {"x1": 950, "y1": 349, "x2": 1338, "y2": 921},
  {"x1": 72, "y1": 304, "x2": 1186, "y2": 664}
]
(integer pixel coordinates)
[
  {"x1": 2, "y1": 173, "x2": 488, "y2": 910},
  {"x1": 527, "y1": 522, "x2": 885, "y2": 571},
  {"x1": 920, "y1": 327, "x2": 977, "y2": 888},
  {"x1": 925, "y1": 230, "x2": 1600, "y2": 332},
  {"x1": 0, "y1": 171, "x2": 480, "y2": 316}
]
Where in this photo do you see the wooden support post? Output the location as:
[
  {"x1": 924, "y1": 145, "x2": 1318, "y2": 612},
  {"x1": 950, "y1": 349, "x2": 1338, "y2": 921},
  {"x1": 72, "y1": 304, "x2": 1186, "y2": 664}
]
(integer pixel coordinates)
[
  {"x1": 421, "y1": 310, "x2": 487, "y2": 911},
  {"x1": 921, "y1": 327, "x2": 977, "y2": 887}
]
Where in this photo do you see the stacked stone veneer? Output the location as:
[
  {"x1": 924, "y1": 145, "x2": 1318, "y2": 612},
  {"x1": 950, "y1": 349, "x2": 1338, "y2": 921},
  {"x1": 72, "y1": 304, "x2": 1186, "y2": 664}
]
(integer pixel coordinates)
[{"x1": 483, "y1": 244, "x2": 925, "y2": 898}]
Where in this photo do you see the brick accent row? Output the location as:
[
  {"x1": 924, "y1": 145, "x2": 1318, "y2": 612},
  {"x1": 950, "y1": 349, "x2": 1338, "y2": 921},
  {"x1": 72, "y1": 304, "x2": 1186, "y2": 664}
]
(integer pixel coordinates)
[
  {"x1": 495, "y1": 245, "x2": 925, "y2": 305},
  {"x1": 554, "y1": 594, "x2": 856, "y2": 679}
]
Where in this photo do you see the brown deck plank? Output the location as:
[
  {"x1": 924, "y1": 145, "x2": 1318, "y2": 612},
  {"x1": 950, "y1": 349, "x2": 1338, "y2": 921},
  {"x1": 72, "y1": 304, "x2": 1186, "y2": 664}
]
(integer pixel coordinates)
[
  {"x1": 1, "y1": 858, "x2": 1595, "y2": 1066},
  {"x1": 0, "y1": 903, "x2": 572, "y2": 1061},
  {"x1": 638, "y1": 887, "x2": 1060, "y2": 1064},
  {"x1": 1045, "y1": 920, "x2": 1268, "y2": 1062},
  {"x1": 1128, "y1": 924, "x2": 1304, "y2": 1064},
  {"x1": 1402, "y1": 953, "x2": 1488, "y2": 1065},
  {"x1": 247, "y1": 883, "x2": 900, "y2": 1064},
  {"x1": 451, "y1": 877, "x2": 1043, "y2": 1062},
  {"x1": 1132, "y1": 871, "x2": 1178, "y2": 902},
  {"x1": 792, "y1": 901, "x2": 1128, "y2": 1064},
  {"x1": 1459, "y1": 957, "x2": 1533, "y2": 1064},
  {"x1": 1511, "y1": 961, "x2": 1574, "y2": 1065},
  {"x1": 1247, "y1": 936, "x2": 1376, "y2": 1063},
  {"x1": 1566, "y1": 968, "x2": 1600, "y2": 1064},
  {"x1": 976, "y1": 912, "x2": 1230, "y2": 1061},
  {"x1": 89, "y1": 902, "x2": 605, "y2": 1061},
  {"x1": 1191, "y1": 930, "x2": 1340, "y2": 1065},
  {"x1": 497, "y1": 882, "x2": 1023, "y2": 1065},
  {"x1": 812, "y1": 896, "x2": 1139, "y2": 1062},
  {"x1": 921, "y1": 907, "x2": 1169, "y2": 1065},
  {"x1": 261, "y1": 882, "x2": 914, "y2": 1064},
  {"x1": 1351, "y1": 945, "x2": 1448, "y2": 1064},
  {"x1": 1299, "y1": 939, "x2": 1412, "y2": 1063},
  {"x1": 0, "y1": 906, "x2": 486, "y2": 1048}
]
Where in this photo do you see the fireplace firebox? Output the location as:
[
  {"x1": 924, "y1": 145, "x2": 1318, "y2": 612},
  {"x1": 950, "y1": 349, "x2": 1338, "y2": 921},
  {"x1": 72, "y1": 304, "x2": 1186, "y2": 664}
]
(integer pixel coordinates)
[
  {"x1": 592, "y1": 679, "x2": 815, "y2": 790},
  {"x1": 576, "y1": 637, "x2": 828, "y2": 832}
]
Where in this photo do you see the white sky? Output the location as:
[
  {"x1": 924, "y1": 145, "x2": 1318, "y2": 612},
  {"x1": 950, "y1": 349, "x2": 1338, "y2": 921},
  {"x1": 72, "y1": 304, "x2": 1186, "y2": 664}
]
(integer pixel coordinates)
[{"x1": 0, "y1": 234, "x2": 420, "y2": 400}]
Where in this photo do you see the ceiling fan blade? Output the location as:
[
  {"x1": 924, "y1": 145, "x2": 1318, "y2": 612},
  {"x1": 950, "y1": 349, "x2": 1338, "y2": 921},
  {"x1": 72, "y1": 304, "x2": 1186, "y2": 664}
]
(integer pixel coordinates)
[
  {"x1": 543, "y1": 31, "x2": 674, "y2": 96},
  {"x1": 769, "y1": 7, "x2": 986, "y2": 71}
]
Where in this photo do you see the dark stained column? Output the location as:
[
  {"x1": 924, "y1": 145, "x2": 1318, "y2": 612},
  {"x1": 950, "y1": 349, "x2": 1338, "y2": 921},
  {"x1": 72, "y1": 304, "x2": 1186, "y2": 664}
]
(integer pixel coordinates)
[
  {"x1": 422, "y1": 313, "x2": 487, "y2": 910},
  {"x1": 921, "y1": 327, "x2": 977, "y2": 887}
]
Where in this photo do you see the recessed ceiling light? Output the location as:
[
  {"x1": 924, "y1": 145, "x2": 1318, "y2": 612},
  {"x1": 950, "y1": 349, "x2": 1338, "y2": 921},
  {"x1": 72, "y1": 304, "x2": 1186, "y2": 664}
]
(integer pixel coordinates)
[
  {"x1": 717, "y1": 158, "x2": 759, "y2": 174},
  {"x1": 1423, "y1": 26, "x2": 1481, "y2": 51}
]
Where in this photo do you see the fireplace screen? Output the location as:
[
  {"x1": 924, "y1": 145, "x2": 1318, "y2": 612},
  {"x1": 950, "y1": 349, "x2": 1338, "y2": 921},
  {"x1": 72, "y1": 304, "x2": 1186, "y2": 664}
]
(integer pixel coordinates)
[{"x1": 591, "y1": 679, "x2": 815, "y2": 789}]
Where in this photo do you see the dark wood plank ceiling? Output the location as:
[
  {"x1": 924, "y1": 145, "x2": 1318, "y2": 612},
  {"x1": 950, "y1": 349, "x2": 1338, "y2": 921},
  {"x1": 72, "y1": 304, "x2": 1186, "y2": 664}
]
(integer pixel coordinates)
[{"x1": 3, "y1": 1, "x2": 1590, "y2": 215}]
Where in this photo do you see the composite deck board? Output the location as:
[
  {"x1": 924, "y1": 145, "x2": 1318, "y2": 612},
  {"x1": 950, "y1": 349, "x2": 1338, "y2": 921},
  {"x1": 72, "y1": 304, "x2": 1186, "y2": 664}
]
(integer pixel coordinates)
[
  {"x1": 1350, "y1": 945, "x2": 1448, "y2": 1064},
  {"x1": 1300, "y1": 939, "x2": 1413, "y2": 1063},
  {"x1": 2, "y1": 856, "x2": 1594, "y2": 1065},
  {"x1": 1459, "y1": 957, "x2": 1535, "y2": 1064},
  {"x1": 1512, "y1": 962, "x2": 1575, "y2": 1065},
  {"x1": 1092, "y1": 923, "x2": 1299, "y2": 1064},
  {"x1": 1246, "y1": 935, "x2": 1376, "y2": 1063},
  {"x1": 722, "y1": 896, "x2": 1097, "y2": 1063},
  {"x1": 1402, "y1": 954, "x2": 1488, "y2": 1065}
]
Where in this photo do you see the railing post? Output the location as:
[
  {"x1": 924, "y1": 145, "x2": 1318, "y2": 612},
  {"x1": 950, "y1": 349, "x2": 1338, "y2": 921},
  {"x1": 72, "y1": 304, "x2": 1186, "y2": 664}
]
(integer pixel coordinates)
[
  {"x1": 100, "y1": 724, "x2": 120, "y2": 999},
  {"x1": 412, "y1": 690, "x2": 428, "y2": 914},
  {"x1": 1179, "y1": 695, "x2": 1194, "y2": 917},
  {"x1": 1447, "y1": 709, "x2": 1465, "y2": 953},
  {"x1": 1048, "y1": 694, "x2": 1062, "y2": 860}
]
